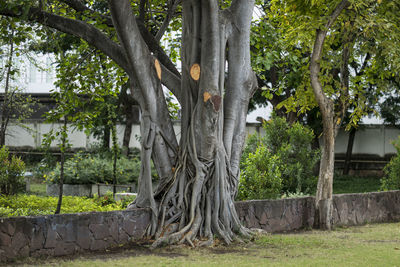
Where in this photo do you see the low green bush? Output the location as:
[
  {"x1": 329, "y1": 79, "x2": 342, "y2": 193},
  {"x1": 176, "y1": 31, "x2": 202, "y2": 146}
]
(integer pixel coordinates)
[
  {"x1": 238, "y1": 115, "x2": 320, "y2": 200},
  {"x1": 0, "y1": 193, "x2": 135, "y2": 217},
  {"x1": 381, "y1": 137, "x2": 400, "y2": 191},
  {"x1": 238, "y1": 146, "x2": 282, "y2": 200},
  {"x1": 0, "y1": 146, "x2": 26, "y2": 195},
  {"x1": 45, "y1": 152, "x2": 156, "y2": 185}
]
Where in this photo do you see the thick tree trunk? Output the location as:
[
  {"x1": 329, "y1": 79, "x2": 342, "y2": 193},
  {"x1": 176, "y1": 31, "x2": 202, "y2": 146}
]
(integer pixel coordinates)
[{"x1": 109, "y1": 0, "x2": 255, "y2": 247}]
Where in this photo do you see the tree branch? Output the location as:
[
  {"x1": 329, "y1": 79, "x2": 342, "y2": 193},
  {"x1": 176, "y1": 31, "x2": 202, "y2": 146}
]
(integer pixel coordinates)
[
  {"x1": 0, "y1": 6, "x2": 131, "y2": 73},
  {"x1": 310, "y1": 0, "x2": 349, "y2": 112},
  {"x1": 155, "y1": 0, "x2": 180, "y2": 42},
  {"x1": 0, "y1": 4, "x2": 182, "y2": 102}
]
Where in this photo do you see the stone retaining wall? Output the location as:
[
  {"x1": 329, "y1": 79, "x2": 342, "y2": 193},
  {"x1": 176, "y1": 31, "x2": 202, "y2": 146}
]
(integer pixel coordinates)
[
  {"x1": 0, "y1": 209, "x2": 150, "y2": 262},
  {"x1": 1, "y1": 191, "x2": 400, "y2": 262},
  {"x1": 235, "y1": 197, "x2": 315, "y2": 232},
  {"x1": 235, "y1": 190, "x2": 400, "y2": 232}
]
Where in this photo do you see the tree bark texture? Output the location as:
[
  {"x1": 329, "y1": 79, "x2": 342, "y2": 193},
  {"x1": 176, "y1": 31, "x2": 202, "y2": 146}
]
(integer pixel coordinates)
[
  {"x1": 310, "y1": 0, "x2": 349, "y2": 230},
  {"x1": 109, "y1": 0, "x2": 256, "y2": 246}
]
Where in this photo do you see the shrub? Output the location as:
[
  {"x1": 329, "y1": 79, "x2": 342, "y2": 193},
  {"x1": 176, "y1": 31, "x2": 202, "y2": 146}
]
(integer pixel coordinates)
[
  {"x1": 381, "y1": 137, "x2": 400, "y2": 191},
  {"x1": 238, "y1": 115, "x2": 320, "y2": 200},
  {"x1": 238, "y1": 146, "x2": 282, "y2": 200},
  {"x1": 45, "y1": 152, "x2": 155, "y2": 185},
  {"x1": 0, "y1": 146, "x2": 26, "y2": 195}
]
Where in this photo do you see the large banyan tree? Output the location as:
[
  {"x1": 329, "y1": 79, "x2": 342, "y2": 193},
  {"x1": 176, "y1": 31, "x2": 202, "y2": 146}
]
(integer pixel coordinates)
[{"x1": 0, "y1": 0, "x2": 257, "y2": 246}]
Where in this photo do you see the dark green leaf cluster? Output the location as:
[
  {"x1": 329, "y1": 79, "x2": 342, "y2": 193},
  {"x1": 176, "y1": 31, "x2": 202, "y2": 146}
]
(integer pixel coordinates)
[
  {"x1": 381, "y1": 137, "x2": 400, "y2": 191},
  {"x1": 238, "y1": 115, "x2": 320, "y2": 200},
  {"x1": 0, "y1": 146, "x2": 26, "y2": 195}
]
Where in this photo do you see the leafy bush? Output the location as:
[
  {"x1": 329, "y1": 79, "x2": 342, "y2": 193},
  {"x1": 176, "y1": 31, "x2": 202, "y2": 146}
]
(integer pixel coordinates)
[
  {"x1": 0, "y1": 194, "x2": 129, "y2": 217},
  {"x1": 0, "y1": 146, "x2": 26, "y2": 195},
  {"x1": 381, "y1": 137, "x2": 400, "y2": 191},
  {"x1": 238, "y1": 146, "x2": 282, "y2": 200},
  {"x1": 238, "y1": 115, "x2": 320, "y2": 200},
  {"x1": 45, "y1": 152, "x2": 155, "y2": 185}
]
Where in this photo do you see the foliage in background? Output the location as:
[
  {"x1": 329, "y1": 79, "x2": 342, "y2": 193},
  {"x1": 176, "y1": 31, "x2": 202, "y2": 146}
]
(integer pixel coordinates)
[
  {"x1": 238, "y1": 115, "x2": 320, "y2": 200},
  {"x1": 0, "y1": 146, "x2": 25, "y2": 195},
  {"x1": 45, "y1": 151, "x2": 157, "y2": 185},
  {"x1": 381, "y1": 137, "x2": 400, "y2": 191},
  {"x1": 0, "y1": 17, "x2": 38, "y2": 146},
  {"x1": 0, "y1": 193, "x2": 136, "y2": 218}
]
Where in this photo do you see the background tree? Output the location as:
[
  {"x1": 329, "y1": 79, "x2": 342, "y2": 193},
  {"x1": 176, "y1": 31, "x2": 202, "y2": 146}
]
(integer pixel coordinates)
[
  {"x1": 265, "y1": 0, "x2": 400, "y2": 229},
  {"x1": 0, "y1": 17, "x2": 36, "y2": 146}
]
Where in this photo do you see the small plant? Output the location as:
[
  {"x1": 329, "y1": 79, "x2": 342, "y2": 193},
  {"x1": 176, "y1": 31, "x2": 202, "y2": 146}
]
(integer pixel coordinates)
[
  {"x1": 93, "y1": 191, "x2": 116, "y2": 207},
  {"x1": 381, "y1": 137, "x2": 400, "y2": 191},
  {"x1": 238, "y1": 115, "x2": 320, "y2": 200},
  {"x1": 0, "y1": 146, "x2": 26, "y2": 195}
]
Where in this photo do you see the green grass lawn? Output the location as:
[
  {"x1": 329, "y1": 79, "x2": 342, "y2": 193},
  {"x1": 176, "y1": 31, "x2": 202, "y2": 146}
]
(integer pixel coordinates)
[
  {"x1": 333, "y1": 174, "x2": 382, "y2": 194},
  {"x1": 29, "y1": 182, "x2": 47, "y2": 196},
  {"x1": 18, "y1": 222, "x2": 400, "y2": 267}
]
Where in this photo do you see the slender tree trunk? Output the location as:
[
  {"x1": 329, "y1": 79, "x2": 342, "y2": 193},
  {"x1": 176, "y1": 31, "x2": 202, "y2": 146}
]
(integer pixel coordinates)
[
  {"x1": 343, "y1": 127, "x2": 356, "y2": 175},
  {"x1": 103, "y1": 124, "x2": 110, "y2": 149},
  {"x1": 0, "y1": 28, "x2": 14, "y2": 147},
  {"x1": 55, "y1": 118, "x2": 67, "y2": 214},
  {"x1": 310, "y1": 0, "x2": 349, "y2": 230},
  {"x1": 122, "y1": 109, "x2": 133, "y2": 156},
  {"x1": 315, "y1": 111, "x2": 335, "y2": 229},
  {"x1": 111, "y1": 122, "x2": 118, "y2": 198}
]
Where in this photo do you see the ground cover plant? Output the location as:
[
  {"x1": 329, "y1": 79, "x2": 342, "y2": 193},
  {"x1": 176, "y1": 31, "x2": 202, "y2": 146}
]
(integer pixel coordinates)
[
  {"x1": 16, "y1": 222, "x2": 400, "y2": 266},
  {"x1": 0, "y1": 193, "x2": 136, "y2": 217}
]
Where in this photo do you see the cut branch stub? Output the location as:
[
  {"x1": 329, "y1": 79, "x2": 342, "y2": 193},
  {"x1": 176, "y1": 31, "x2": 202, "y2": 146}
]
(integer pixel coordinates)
[
  {"x1": 190, "y1": 63, "x2": 201, "y2": 81},
  {"x1": 155, "y1": 59, "x2": 162, "y2": 80},
  {"x1": 203, "y1": 92, "x2": 211, "y2": 102}
]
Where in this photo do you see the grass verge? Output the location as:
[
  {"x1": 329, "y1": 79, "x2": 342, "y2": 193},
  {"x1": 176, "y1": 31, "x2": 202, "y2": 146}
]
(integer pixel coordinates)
[
  {"x1": 333, "y1": 174, "x2": 381, "y2": 194},
  {"x1": 17, "y1": 222, "x2": 400, "y2": 267}
]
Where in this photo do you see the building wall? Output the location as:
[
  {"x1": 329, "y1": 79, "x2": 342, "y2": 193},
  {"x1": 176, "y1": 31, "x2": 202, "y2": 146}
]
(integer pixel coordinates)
[{"x1": 5, "y1": 121, "x2": 400, "y2": 158}]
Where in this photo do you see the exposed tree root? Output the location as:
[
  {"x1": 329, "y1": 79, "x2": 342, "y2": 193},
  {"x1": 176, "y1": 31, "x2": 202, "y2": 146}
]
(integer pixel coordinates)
[{"x1": 147, "y1": 119, "x2": 252, "y2": 249}]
